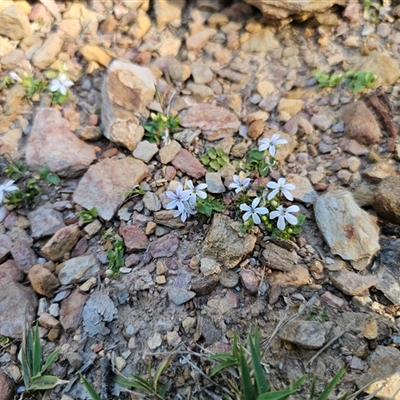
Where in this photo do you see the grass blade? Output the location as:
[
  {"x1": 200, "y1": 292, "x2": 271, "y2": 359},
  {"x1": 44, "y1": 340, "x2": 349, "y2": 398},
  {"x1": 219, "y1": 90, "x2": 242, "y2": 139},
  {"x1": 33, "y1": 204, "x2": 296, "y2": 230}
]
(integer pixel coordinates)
[
  {"x1": 80, "y1": 374, "x2": 102, "y2": 400},
  {"x1": 317, "y1": 368, "x2": 346, "y2": 400},
  {"x1": 210, "y1": 360, "x2": 238, "y2": 377},
  {"x1": 31, "y1": 325, "x2": 42, "y2": 378},
  {"x1": 249, "y1": 335, "x2": 268, "y2": 394},
  {"x1": 41, "y1": 347, "x2": 60, "y2": 375},
  {"x1": 239, "y1": 346, "x2": 256, "y2": 400},
  {"x1": 154, "y1": 357, "x2": 171, "y2": 392}
]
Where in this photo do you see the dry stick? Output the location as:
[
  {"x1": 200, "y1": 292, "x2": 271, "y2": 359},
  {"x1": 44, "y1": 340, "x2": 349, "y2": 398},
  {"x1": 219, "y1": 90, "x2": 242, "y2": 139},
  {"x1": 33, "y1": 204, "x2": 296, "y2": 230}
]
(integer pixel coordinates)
[{"x1": 367, "y1": 93, "x2": 398, "y2": 152}]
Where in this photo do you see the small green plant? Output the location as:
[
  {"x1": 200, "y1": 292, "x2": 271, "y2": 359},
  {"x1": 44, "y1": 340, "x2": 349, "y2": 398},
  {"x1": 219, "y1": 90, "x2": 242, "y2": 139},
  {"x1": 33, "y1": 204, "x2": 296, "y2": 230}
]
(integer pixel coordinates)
[
  {"x1": 196, "y1": 197, "x2": 225, "y2": 217},
  {"x1": 21, "y1": 75, "x2": 47, "y2": 99},
  {"x1": 312, "y1": 70, "x2": 343, "y2": 88},
  {"x1": 123, "y1": 185, "x2": 145, "y2": 198},
  {"x1": 0, "y1": 336, "x2": 10, "y2": 347},
  {"x1": 37, "y1": 165, "x2": 60, "y2": 186},
  {"x1": 345, "y1": 70, "x2": 376, "y2": 92},
  {"x1": 199, "y1": 147, "x2": 230, "y2": 172},
  {"x1": 116, "y1": 357, "x2": 172, "y2": 399},
  {"x1": 0, "y1": 75, "x2": 13, "y2": 90},
  {"x1": 4, "y1": 160, "x2": 28, "y2": 181},
  {"x1": 107, "y1": 238, "x2": 125, "y2": 276},
  {"x1": 19, "y1": 324, "x2": 66, "y2": 393},
  {"x1": 143, "y1": 112, "x2": 180, "y2": 144},
  {"x1": 79, "y1": 207, "x2": 98, "y2": 224},
  {"x1": 307, "y1": 310, "x2": 330, "y2": 323},
  {"x1": 80, "y1": 374, "x2": 101, "y2": 400},
  {"x1": 243, "y1": 149, "x2": 276, "y2": 178}
]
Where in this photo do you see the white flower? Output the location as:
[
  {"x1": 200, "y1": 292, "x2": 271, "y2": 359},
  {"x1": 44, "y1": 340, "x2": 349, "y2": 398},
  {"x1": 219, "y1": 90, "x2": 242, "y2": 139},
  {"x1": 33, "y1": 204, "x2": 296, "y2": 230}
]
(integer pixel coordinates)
[
  {"x1": 229, "y1": 175, "x2": 251, "y2": 194},
  {"x1": 49, "y1": 73, "x2": 74, "y2": 96},
  {"x1": 166, "y1": 184, "x2": 191, "y2": 212},
  {"x1": 269, "y1": 205, "x2": 300, "y2": 230},
  {"x1": 258, "y1": 134, "x2": 287, "y2": 157},
  {"x1": 186, "y1": 180, "x2": 207, "y2": 203},
  {"x1": 174, "y1": 199, "x2": 197, "y2": 222},
  {"x1": 267, "y1": 177, "x2": 296, "y2": 201},
  {"x1": 240, "y1": 197, "x2": 269, "y2": 225},
  {"x1": 9, "y1": 72, "x2": 22, "y2": 83},
  {"x1": 0, "y1": 179, "x2": 19, "y2": 204}
]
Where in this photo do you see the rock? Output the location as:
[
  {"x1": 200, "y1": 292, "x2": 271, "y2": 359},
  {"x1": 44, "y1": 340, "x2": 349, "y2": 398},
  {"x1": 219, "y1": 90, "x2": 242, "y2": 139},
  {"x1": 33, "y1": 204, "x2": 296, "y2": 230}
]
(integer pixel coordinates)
[
  {"x1": 179, "y1": 104, "x2": 240, "y2": 142},
  {"x1": 132, "y1": 140, "x2": 158, "y2": 163},
  {"x1": 101, "y1": 60, "x2": 156, "y2": 150},
  {"x1": 0, "y1": 281, "x2": 37, "y2": 338},
  {"x1": 202, "y1": 214, "x2": 257, "y2": 269},
  {"x1": 241, "y1": 28, "x2": 280, "y2": 52},
  {"x1": 186, "y1": 28, "x2": 217, "y2": 51},
  {"x1": 153, "y1": 210, "x2": 185, "y2": 228},
  {"x1": 166, "y1": 331, "x2": 181, "y2": 347},
  {"x1": 28, "y1": 265, "x2": 60, "y2": 298},
  {"x1": 240, "y1": 269, "x2": 259, "y2": 295},
  {"x1": 56, "y1": 253, "x2": 101, "y2": 285},
  {"x1": 168, "y1": 287, "x2": 196, "y2": 305},
  {"x1": 0, "y1": 234, "x2": 12, "y2": 261},
  {"x1": 343, "y1": 102, "x2": 381, "y2": 145},
  {"x1": 191, "y1": 64, "x2": 214, "y2": 84},
  {"x1": 80, "y1": 45, "x2": 112, "y2": 67},
  {"x1": 147, "y1": 333, "x2": 162, "y2": 350},
  {"x1": 362, "y1": 161, "x2": 395, "y2": 182},
  {"x1": 205, "y1": 172, "x2": 225, "y2": 193},
  {"x1": 159, "y1": 140, "x2": 182, "y2": 164},
  {"x1": 338, "y1": 138, "x2": 368, "y2": 156},
  {"x1": 219, "y1": 270, "x2": 239, "y2": 288},
  {"x1": 314, "y1": 190, "x2": 380, "y2": 269},
  {"x1": 247, "y1": 119, "x2": 264, "y2": 140},
  {"x1": 168, "y1": 63, "x2": 191, "y2": 83},
  {"x1": 286, "y1": 174, "x2": 318, "y2": 204},
  {"x1": 0, "y1": 260, "x2": 23, "y2": 286},
  {"x1": 38, "y1": 312, "x2": 60, "y2": 330},
  {"x1": 28, "y1": 204, "x2": 65, "y2": 240},
  {"x1": 267, "y1": 265, "x2": 310, "y2": 288},
  {"x1": 356, "y1": 346, "x2": 400, "y2": 399},
  {"x1": 363, "y1": 319, "x2": 378, "y2": 340},
  {"x1": 262, "y1": 242, "x2": 296, "y2": 272},
  {"x1": 171, "y1": 148, "x2": 206, "y2": 179},
  {"x1": 277, "y1": 98, "x2": 304, "y2": 119},
  {"x1": 26, "y1": 108, "x2": 96, "y2": 178},
  {"x1": 120, "y1": 225, "x2": 149, "y2": 252},
  {"x1": 372, "y1": 176, "x2": 400, "y2": 224},
  {"x1": 243, "y1": 0, "x2": 345, "y2": 23},
  {"x1": 128, "y1": 9, "x2": 151, "y2": 40},
  {"x1": 73, "y1": 157, "x2": 149, "y2": 221},
  {"x1": 11, "y1": 240, "x2": 37, "y2": 273},
  {"x1": 143, "y1": 192, "x2": 161, "y2": 212},
  {"x1": 153, "y1": 0, "x2": 183, "y2": 27},
  {"x1": 150, "y1": 233, "x2": 179, "y2": 258},
  {"x1": 0, "y1": 4, "x2": 31, "y2": 40},
  {"x1": 186, "y1": 83, "x2": 214, "y2": 101},
  {"x1": 190, "y1": 274, "x2": 219, "y2": 296},
  {"x1": 0, "y1": 370, "x2": 14, "y2": 400},
  {"x1": 41, "y1": 225, "x2": 81, "y2": 262},
  {"x1": 354, "y1": 51, "x2": 400, "y2": 88},
  {"x1": 279, "y1": 321, "x2": 327, "y2": 349},
  {"x1": 200, "y1": 257, "x2": 221, "y2": 276},
  {"x1": 60, "y1": 290, "x2": 88, "y2": 333},
  {"x1": 320, "y1": 291, "x2": 345, "y2": 308},
  {"x1": 330, "y1": 269, "x2": 378, "y2": 296},
  {"x1": 32, "y1": 34, "x2": 63, "y2": 69}
]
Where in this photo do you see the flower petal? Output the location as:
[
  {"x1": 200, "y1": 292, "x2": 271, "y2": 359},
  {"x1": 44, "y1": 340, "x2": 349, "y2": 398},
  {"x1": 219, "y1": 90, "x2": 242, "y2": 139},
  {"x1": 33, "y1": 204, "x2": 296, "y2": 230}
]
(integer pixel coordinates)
[
  {"x1": 255, "y1": 206, "x2": 269, "y2": 215},
  {"x1": 59, "y1": 85, "x2": 67, "y2": 95},
  {"x1": 49, "y1": 80, "x2": 60, "y2": 92},
  {"x1": 187, "y1": 180, "x2": 194, "y2": 190},
  {"x1": 252, "y1": 213, "x2": 261, "y2": 225},
  {"x1": 196, "y1": 183, "x2": 207, "y2": 190},
  {"x1": 286, "y1": 205, "x2": 300, "y2": 213},
  {"x1": 166, "y1": 200, "x2": 178, "y2": 209},
  {"x1": 240, "y1": 204, "x2": 251, "y2": 212},
  {"x1": 277, "y1": 177, "x2": 286, "y2": 186},
  {"x1": 277, "y1": 216, "x2": 286, "y2": 230},
  {"x1": 281, "y1": 189, "x2": 294, "y2": 201},
  {"x1": 243, "y1": 211, "x2": 252, "y2": 221},
  {"x1": 196, "y1": 191, "x2": 207, "y2": 199},
  {"x1": 269, "y1": 146, "x2": 276, "y2": 157},
  {"x1": 284, "y1": 213, "x2": 298, "y2": 225},
  {"x1": 267, "y1": 181, "x2": 278, "y2": 189},
  {"x1": 251, "y1": 197, "x2": 261, "y2": 208},
  {"x1": 267, "y1": 189, "x2": 279, "y2": 201},
  {"x1": 269, "y1": 210, "x2": 280, "y2": 220}
]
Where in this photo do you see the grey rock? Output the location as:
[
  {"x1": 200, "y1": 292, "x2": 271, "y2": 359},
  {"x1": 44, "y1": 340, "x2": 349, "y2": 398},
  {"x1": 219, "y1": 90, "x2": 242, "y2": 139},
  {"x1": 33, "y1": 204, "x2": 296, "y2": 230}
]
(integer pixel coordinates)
[
  {"x1": 219, "y1": 270, "x2": 239, "y2": 288},
  {"x1": 262, "y1": 242, "x2": 296, "y2": 272},
  {"x1": 28, "y1": 204, "x2": 65, "y2": 240},
  {"x1": 279, "y1": 321, "x2": 327, "y2": 349},
  {"x1": 286, "y1": 174, "x2": 318, "y2": 204},
  {"x1": 315, "y1": 190, "x2": 380, "y2": 269},
  {"x1": 190, "y1": 274, "x2": 219, "y2": 296},
  {"x1": 202, "y1": 214, "x2": 257, "y2": 269},
  {"x1": 143, "y1": 191, "x2": 161, "y2": 211},
  {"x1": 330, "y1": 269, "x2": 378, "y2": 296},
  {"x1": 132, "y1": 140, "x2": 158, "y2": 163},
  {"x1": 57, "y1": 253, "x2": 101, "y2": 285},
  {"x1": 73, "y1": 157, "x2": 149, "y2": 221},
  {"x1": 0, "y1": 4, "x2": 31, "y2": 40},
  {"x1": 11, "y1": 240, "x2": 37, "y2": 273},
  {"x1": 191, "y1": 64, "x2": 214, "y2": 84},
  {"x1": 60, "y1": 290, "x2": 88, "y2": 333},
  {"x1": 0, "y1": 370, "x2": 14, "y2": 400},
  {"x1": 240, "y1": 269, "x2": 259, "y2": 295},
  {"x1": 372, "y1": 176, "x2": 400, "y2": 224},
  {"x1": 150, "y1": 233, "x2": 179, "y2": 258},
  {"x1": 205, "y1": 172, "x2": 225, "y2": 193},
  {"x1": 168, "y1": 287, "x2": 195, "y2": 305},
  {"x1": 362, "y1": 161, "x2": 395, "y2": 182},
  {"x1": 0, "y1": 234, "x2": 12, "y2": 261}
]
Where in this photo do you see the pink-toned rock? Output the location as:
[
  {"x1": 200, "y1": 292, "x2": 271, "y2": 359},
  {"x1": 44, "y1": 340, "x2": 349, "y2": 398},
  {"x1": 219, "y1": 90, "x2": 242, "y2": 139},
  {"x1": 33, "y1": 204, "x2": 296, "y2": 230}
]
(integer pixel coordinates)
[
  {"x1": 180, "y1": 104, "x2": 240, "y2": 141},
  {"x1": 25, "y1": 108, "x2": 96, "y2": 178},
  {"x1": 149, "y1": 233, "x2": 179, "y2": 258},
  {"x1": 28, "y1": 264, "x2": 60, "y2": 298},
  {"x1": 0, "y1": 234, "x2": 12, "y2": 261},
  {"x1": 71, "y1": 237, "x2": 88, "y2": 258},
  {"x1": 38, "y1": 312, "x2": 60, "y2": 330},
  {"x1": 343, "y1": 102, "x2": 381, "y2": 146},
  {"x1": 0, "y1": 260, "x2": 23, "y2": 286},
  {"x1": 343, "y1": 2, "x2": 360, "y2": 23},
  {"x1": 320, "y1": 291, "x2": 345, "y2": 308},
  {"x1": 240, "y1": 269, "x2": 259, "y2": 295},
  {"x1": 267, "y1": 265, "x2": 310, "y2": 288},
  {"x1": 338, "y1": 138, "x2": 368, "y2": 156},
  {"x1": 330, "y1": 269, "x2": 378, "y2": 296},
  {"x1": 186, "y1": 28, "x2": 217, "y2": 51},
  {"x1": 171, "y1": 148, "x2": 206, "y2": 179},
  {"x1": 73, "y1": 157, "x2": 149, "y2": 221},
  {"x1": 0, "y1": 370, "x2": 14, "y2": 400},
  {"x1": 60, "y1": 290, "x2": 88, "y2": 333},
  {"x1": 120, "y1": 225, "x2": 149, "y2": 252},
  {"x1": 11, "y1": 240, "x2": 37, "y2": 273},
  {"x1": 41, "y1": 225, "x2": 81, "y2": 262},
  {"x1": 0, "y1": 4, "x2": 32, "y2": 40}
]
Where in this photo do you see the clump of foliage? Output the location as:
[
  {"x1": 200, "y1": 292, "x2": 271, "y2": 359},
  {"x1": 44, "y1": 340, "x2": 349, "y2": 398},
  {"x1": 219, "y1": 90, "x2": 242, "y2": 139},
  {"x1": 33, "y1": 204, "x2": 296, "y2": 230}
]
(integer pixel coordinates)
[
  {"x1": 106, "y1": 238, "x2": 125, "y2": 276},
  {"x1": 199, "y1": 147, "x2": 230, "y2": 172},
  {"x1": 143, "y1": 112, "x2": 180, "y2": 144},
  {"x1": 79, "y1": 207, "x2": 98, "y2": 224},
  {"x1": 312, "y1": 71, "x2": 344, "y2": 88}
]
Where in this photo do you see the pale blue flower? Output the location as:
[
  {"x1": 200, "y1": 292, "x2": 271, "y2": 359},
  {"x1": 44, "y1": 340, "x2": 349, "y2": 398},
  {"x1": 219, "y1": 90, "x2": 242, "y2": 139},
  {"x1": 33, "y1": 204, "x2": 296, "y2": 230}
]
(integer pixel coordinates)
[
  {"x1": 166, "y1": 184, "x2": 191, "y2": 212},
  {"x1": 267, "y1": 178, "x2": 295, "y2": 201},
  {"x1": 240, "y1": 197, "x2": 269, "y2": 225},
  {"x1": 49, "y1": 73, "x2": 74, "y2": 96},
  {"x1": 270, "y1": 205, "x2": 300, "y2": 230},
  {"x1": 0, "y1": 179, "x2": 19, "y2": 204},
  {"x1": 174, "y1": 198, "x2": 197, "y2": 222},
  {"x1": 229, "y1": 174, "x2": 251, "y2": 194},
  {"x1": 258, "y1": 133, "x2": 287, "y2": 157},
  {"x1": 187, "y1": 180, "x2": 207, "y2": 203}
]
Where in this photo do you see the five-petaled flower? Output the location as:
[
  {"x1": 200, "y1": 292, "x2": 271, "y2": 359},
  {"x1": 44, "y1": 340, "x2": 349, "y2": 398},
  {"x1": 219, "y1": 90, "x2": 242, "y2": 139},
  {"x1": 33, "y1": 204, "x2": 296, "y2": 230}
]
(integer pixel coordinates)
[
  {"x1": 187, "y1": 180, "x2": 207, "y2": 204},
  {"x1": 166, "y1": 184, "x2": 191, "y2": 212},
  {"x1": 269, "y1": 205, "x2": 300, "y2": 230},
  {"x1": 258, "y1": 133, "x2": 287, "y2": 157},
  {"x1": 229, "y1": 174, "x2": 251, "y2": 194},
  {"x1": 267, "y1": 177, "x2": 295, "y2": 201},
  {"x1": 49, "y1": 73, "x2": 74, "y2": 96},
  {"x1": 0, "y1": 179, "x2": 19, "y2": 204},
  {"x1": 174, "y1": 198, "x2": 197, "y2": 222},
  {"x1": 9, "y1": 71, "x2": 22, "y2": 83},
  {"x1": 240, "y1": 197, "x2": 269, "y2": 225}
]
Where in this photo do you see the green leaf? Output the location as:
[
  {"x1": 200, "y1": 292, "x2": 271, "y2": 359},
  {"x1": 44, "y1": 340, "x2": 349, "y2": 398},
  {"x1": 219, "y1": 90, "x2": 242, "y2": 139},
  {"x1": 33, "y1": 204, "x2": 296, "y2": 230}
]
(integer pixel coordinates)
[
  {"x1": 47, "y1": 173, "x2": 60, "y2": 186},
  {"x1": 41, "y1": 347, "x2": 60, "y2": 375},
  {"x1": 159, "y1": 381, "x2": 172, "y2": 397},
  {"x1": 209, "y1": 360, "x2": 238, "y2": 377},
  {"x1": 257, "y1": 375, "x2": 306, "y2": 400},
  {"x1": 249, "y1": 336, "x2": 269, "y2": 394},
  {"x1": 115, "y1": 376, "x2": 152, "y2": 392},
  {"x1": 154, "y1": 357, "x2": 171, "y2": 392},
  {"x1": 209, "y1": 160, "x2": 220, "y2": 171},
  {"x1": 31, "y1": 324, "x2": 42, "y2": 378},
  {"x1": 208, "y1": 353, "x2": 235, "y2": 361},
  {"x1": 316, "y1": 368, "x2": 345, "y2": 400},
  {"x1": 199, "y1": 155, "x2": 210, "y2": 165},
  {"x1": 239, "y1": 346, "x2": 256, "y2": 400},
  {"x1": 80, "y1": 374, "x2": 102, "y2": 400},
  {"x1": 207, "y1": 148, "x2": 217, "y2": 159},
  {"x1": 29, "y1": 375, "x2": 68, "y2": 391}
]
